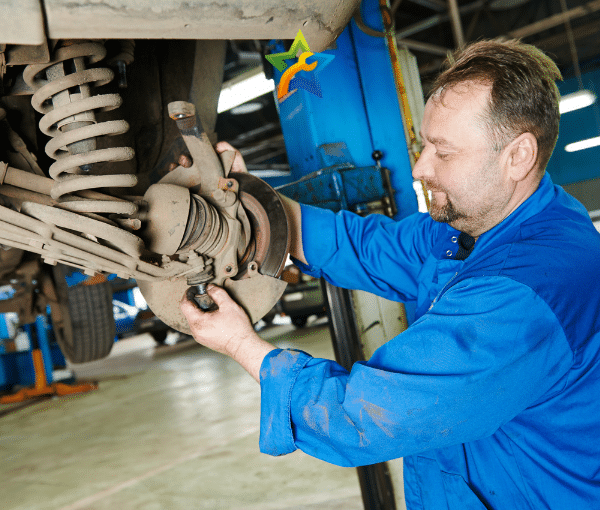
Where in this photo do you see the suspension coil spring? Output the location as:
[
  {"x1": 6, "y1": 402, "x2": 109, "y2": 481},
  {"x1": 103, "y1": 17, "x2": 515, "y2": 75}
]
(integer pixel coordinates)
[{"x1": 23, "y1": 41, "x2": 136, "y2": 215}]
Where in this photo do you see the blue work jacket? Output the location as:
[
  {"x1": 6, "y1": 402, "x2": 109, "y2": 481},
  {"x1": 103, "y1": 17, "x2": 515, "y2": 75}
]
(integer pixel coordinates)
[{"x1": 259, "y1": 173, "x2": 600, "y2": 509}]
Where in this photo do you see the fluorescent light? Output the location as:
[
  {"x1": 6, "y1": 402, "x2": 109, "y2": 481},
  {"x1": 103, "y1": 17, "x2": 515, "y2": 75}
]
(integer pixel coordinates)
[
  {"x1": 559, "y1": 90, "x2": 597, "y2": 114},
  {"x1": 565, "y1": 136, "x2": 600, "y2": 153},
  {"x1": 217, "y1": 68, "x2": 275, "y2": 113}
]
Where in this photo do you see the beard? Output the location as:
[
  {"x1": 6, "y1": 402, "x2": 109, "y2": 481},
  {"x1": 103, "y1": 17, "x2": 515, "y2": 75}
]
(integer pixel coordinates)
[{"x1": 428, "y1": 190, "x2": 466, "y2": 224}]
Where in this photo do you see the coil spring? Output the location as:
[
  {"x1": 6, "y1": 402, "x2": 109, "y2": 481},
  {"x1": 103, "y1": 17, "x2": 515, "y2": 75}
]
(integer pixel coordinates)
[{"x1": 23, "y1": 42, "x2": 136, "y2": 215}]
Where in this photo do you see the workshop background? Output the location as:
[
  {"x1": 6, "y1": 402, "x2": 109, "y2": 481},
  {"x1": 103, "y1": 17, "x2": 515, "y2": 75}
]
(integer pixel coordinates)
[{"x1": 2, "y1": 0, "x2": 600, "y2": 509}]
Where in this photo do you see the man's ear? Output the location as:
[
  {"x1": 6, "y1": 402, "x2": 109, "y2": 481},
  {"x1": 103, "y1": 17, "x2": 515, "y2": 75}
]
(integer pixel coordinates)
[{"x1": 503, "y1": 132, "x2": 538, "y2": 182}]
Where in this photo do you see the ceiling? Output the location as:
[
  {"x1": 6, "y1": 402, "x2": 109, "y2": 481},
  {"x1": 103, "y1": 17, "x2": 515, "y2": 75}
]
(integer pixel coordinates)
[{"x1": 216, "y1": 0, "x2": 600, "y2": 173}]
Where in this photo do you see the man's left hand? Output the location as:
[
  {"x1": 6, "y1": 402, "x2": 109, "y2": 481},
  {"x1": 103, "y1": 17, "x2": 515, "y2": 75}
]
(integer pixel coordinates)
[{"x1": 180, "y1": 285, "x2": 276, "y2": 381}]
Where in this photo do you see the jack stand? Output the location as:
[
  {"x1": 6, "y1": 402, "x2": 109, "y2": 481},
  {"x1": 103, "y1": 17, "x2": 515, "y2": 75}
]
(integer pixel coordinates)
[{"x1": 0, "y1": 315, "x2": 97, "y2": 404}]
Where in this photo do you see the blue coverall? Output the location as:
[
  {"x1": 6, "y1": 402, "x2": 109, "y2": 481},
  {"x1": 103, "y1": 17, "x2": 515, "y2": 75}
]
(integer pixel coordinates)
[{"x1": 259, "y1": 173, "x2": 600, "y2": 509}]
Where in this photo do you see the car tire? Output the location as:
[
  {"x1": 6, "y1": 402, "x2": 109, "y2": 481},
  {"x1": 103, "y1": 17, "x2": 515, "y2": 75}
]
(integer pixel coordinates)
[
  {"x1": 151, "y1": 329, "x2": 168, "y2": 345},
  {"x1": 51, "y1": 266, "x2": 116, "y2": 363},
  {"x1": 291, "y1": 315, "x2": 308, "y2": 328}
]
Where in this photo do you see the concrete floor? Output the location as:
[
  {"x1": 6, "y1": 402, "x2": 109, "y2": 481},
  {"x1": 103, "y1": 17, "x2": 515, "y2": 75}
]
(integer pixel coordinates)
[{"x1": 1, "y1": 320, "x2": 363, "y2": 510}]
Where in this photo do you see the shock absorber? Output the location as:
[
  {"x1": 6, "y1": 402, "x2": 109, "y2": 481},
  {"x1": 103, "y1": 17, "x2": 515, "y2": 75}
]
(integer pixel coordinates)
[{"x1": 23, "y1": 41, "x2": 136, "y2": 216}]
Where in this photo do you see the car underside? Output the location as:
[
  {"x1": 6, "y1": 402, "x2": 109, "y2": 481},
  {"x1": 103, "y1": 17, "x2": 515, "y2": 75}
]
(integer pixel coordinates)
[{"x1": 0, "y1": 0, "x2": 359, "y2": 362}]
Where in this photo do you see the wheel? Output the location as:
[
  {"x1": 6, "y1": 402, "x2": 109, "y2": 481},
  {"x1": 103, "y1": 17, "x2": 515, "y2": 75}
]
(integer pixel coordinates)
[
  {"x1": 151, "y1": 329, "x2": 168, "y2": 345},
  {"x1": 291, "y1": 315, "x2": 308, "y2": 328},
  {"x1": 51, "y1": 266, "x2": 116, "y2": 363}
]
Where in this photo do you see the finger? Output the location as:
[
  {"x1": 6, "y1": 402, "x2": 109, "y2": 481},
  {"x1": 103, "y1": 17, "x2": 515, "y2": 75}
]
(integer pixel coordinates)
[
  {"x1": 178, "y1": 154, "x2": 192, "y2": 168},
  {"x1": 205, "y1": 284, "x2": 233, "y2": 307},
  {"x1": 180, "y1": 290, "x2": 203, "y2": 316},
  {"x1": 168, "y1": 162, "x2": 177, "y2": 172},
  {"x1": 215, "y1": 141, "x2": 236, "y2": 154},
  {"x1": 215, "y1": 142, "x2": 247, "y2": 173}
]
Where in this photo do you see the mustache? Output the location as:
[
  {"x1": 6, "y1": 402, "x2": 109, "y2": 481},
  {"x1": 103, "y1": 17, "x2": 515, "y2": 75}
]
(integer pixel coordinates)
[{"x1": 422, "y1": 181, "x2": 445, "y2": 193}]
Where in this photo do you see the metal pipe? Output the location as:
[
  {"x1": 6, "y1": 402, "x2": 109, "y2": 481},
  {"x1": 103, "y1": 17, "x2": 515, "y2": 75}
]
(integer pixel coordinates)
[
  {"x1": 0, "y1": 162, "x2": 53, "y2": 195},
  {"x1": 508, "y1": 0, "x2": 600, "y2": 39},
  {"x1": 395, "y1": 0, "x2": 485, "y2": 39},
  {"x1": 397, "y1": 39, "x2": 450, "y2": 56},
  {"x1": 559, "y1": 0, "x2": 583, "y2": 89},
  {"x1": 536, "y1": 19, "x2": 600, "y2": 50},
  {"x1": 447, "y1": 0, "x2": 466, "y2": 47},
  {"x1": 410, "y1": 0, "x2": 447, "y2": 11}
]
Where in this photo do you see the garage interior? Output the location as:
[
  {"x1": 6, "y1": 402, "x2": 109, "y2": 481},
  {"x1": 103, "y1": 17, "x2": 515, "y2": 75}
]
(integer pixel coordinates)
[{"x1": 1, "y1": 0, "x2": 600, "y2": 509}]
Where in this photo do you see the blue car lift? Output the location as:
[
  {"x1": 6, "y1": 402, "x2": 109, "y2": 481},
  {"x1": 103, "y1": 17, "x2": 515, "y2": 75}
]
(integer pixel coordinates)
[
  {"x1": 266, "y1": 1, "x2": 420, "y2": 508},
  {"x1": 0, "y1": 313, "x2": 97, "y2": 405}
]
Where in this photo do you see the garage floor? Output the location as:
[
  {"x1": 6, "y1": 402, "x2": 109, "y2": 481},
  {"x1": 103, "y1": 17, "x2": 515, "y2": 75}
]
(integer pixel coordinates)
[{"x1": 1, "y1": 320, "x2": 363, "y2": 510}]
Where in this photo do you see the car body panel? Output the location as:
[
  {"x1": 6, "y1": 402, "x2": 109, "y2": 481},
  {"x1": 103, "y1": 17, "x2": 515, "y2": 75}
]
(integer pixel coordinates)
[{"x1": 2, "y1": 0, "x2": 360, "y2": 51}]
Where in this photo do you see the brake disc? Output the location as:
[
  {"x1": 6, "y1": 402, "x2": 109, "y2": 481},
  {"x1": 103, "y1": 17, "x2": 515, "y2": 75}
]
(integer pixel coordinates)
[
  {"x1": 138, "y1": 173, "x2": 289, "y2": 334},
  {"x1": 235, "y1": 173, "x2": 289, "y2": 279}
]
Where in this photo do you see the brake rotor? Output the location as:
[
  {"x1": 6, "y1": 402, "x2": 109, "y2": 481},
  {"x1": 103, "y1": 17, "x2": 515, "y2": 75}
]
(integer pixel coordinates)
[
  {"x1": 138, "y1": 173, "x2": 290, "y2": 334},
  {"x1": 235, "y1": 172, "x2": 289, "y2": 279}
]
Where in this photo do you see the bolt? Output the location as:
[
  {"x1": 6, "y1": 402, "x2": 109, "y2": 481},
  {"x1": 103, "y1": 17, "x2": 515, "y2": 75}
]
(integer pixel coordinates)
[
  {"x1": 225, "y1": 265, "x2": 233, "y2": 273},
  {"x1": 372, "y1": 150, "x2": 383, "y2": 161},
  {"x1": 116, "y1": 60, "x2": 128, "y2": 89},
  {"x1": 226, "y1": 181, "x2": 234, "y2": 188}
]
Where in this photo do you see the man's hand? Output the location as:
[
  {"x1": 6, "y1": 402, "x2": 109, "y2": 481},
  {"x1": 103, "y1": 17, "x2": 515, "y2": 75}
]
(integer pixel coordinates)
[
  {"x1": 180, "y1": 285, "x2": 276, "y2": 382},
  {"x1": 214, "y1": 141, "x2": 248, "y2": 173}
]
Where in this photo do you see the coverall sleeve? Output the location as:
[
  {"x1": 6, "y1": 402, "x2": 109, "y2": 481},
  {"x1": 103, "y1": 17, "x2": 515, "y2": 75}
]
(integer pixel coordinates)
[
  {"x1": 259, "y1": 276, "x2": 574, "y2": 467},
  {"x1": 294, "y1": 204, "x2": 437, "y2": 303}
]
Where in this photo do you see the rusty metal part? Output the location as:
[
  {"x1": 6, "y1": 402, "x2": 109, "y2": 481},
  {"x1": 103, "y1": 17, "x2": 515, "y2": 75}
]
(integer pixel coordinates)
[
  {"x1": 4, "y1": 42, "x2": 51, "y2": 66},
  {"x1": 0, "y1": 48, "x2": 5, "y2": 81},
  {"x1": 167, "y1": 101, "x2": 224, "y2": 193},
  {"x1": 160, "y1": 101, "x2": 244, "y2": 286},
  {"x1": 0, "y1": 161, "x2": 52, "y2": 195},
  {"x1": 0, "y1": 161, "x2": 137, "y2": 214},
  {"x1": 0, "y1": 0, "x2": 46, "y2": 45},
  {"x1": 235, "y1": 173, "x2": 290, "y2": 279},
  {"x1": 138, "y1": 100, "x2": 290, "y2": 330},
  {"x1": 187, "y1": 284, "x2": 219, "y2": 312},
  {"x1": 142, "y1": 183, "x2": 190, "y2": 255},
  {"x1": 0, "y1": 201, "x2": 208, "y2": 282},
  {"x1": 34, "y1": 0, "x2": 359, "y2": 52},
  {"x1": 180, "y1": 194, "x2": 229, "y2": 256},
  {"x1": 24, "y1": 41, "x2": 136, "y2": 215},
  {"x1": 138, "y1": 271, "x2": 287, "y2": 333},
  {"x1": 1, "y1": 111, "x2": 45, "y2": 176},
  {"x1": 138, "y1": 172, "x2": 290, "y2": 330}
]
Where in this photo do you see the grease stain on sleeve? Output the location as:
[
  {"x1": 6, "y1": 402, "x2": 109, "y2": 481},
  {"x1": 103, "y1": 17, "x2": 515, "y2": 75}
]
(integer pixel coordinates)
[
  {"x1": 359, "y1": 399, "x2": 396, "y2": 438},
  {"x1": 303, "y1": 404, "x2": 330, "y2": 438},
  {"x1": 269, "y1": 350, "x2": 301, "y2": 378},
  {"x1": 344, "y1": 414, "x2": 370, "y2": 447}
]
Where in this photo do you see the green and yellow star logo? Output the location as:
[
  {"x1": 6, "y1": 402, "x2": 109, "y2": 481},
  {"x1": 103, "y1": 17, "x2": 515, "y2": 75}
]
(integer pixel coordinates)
[
  {"x1": 266, "y1": 30, "x2": 335, "y2": 101},
  {"x1": 265, "y1": 31, "x2": 312, "y2": 72}
]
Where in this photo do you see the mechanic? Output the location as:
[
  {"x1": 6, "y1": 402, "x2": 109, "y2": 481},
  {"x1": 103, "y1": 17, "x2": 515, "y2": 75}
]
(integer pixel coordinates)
[{"x1": 180, "y1": 39, "x2": 600, "y2": 509}]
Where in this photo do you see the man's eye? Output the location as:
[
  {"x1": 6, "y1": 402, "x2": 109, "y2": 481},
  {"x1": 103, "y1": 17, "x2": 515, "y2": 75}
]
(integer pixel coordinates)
[{"x1": 436, "y1": 152, "x2": 450, "y2": 160}]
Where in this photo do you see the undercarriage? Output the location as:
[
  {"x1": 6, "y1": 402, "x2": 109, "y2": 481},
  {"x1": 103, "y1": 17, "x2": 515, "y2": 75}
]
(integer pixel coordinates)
[{"x1": 0, "y1": 38, "x2": 290, "y2": 361}]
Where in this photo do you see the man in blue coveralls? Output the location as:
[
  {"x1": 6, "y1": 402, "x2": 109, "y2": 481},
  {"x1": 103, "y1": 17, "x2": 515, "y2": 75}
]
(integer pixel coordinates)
[{"x1": 180, "y1": 39, "x2": 600, "y2": 509}]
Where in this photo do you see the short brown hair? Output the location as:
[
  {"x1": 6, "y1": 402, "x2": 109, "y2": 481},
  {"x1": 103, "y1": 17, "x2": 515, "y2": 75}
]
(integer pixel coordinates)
[{"x1": 432, "y1": 39, "x2": 562, "y2": 172}]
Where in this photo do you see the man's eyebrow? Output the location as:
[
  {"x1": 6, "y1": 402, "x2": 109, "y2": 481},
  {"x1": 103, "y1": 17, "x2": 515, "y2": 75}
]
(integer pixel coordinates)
[{"x1": 420, "y1": 133, "x2": 458, "y2": 149}]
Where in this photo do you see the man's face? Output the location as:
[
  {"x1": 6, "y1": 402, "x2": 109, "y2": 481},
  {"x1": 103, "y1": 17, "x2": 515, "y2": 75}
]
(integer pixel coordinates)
[{"x1": 413, "y1": 81, "x2": 513, "y2": 237}]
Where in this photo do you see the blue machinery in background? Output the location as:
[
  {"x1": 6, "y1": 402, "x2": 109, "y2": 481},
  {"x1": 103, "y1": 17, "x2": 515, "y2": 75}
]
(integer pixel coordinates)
[
  {"x1": 0, "y1": 314, "x2": 97, "y2": 404},
  {"x1": 265, "y1": 2, "x2": 417, "y2": 222},
  {"x1": 267, "y1": 1, "x2": 418, "y2": 509},
  {"x1": 0, "y1": 314, "x2": 63, "y2": 392},
  {"x1": 0, "y1": 275, "x2": 151, "y2": 401}
]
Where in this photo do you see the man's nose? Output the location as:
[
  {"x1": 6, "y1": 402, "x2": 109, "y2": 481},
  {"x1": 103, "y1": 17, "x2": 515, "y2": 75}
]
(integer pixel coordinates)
[{"x1": 412, "y1": 152, "x2": 431, "y2": 181}]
